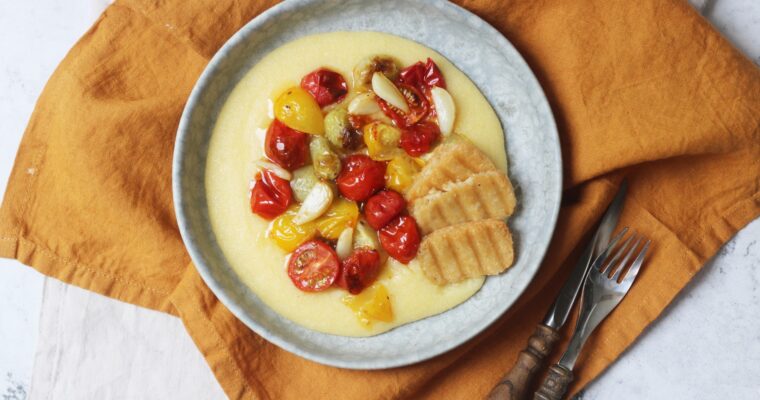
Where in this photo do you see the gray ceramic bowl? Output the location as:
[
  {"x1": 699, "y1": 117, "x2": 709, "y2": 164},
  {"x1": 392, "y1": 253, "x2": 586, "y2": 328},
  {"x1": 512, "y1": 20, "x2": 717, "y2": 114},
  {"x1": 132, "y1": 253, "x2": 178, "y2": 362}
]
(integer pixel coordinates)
[{"x1": 173, "y1": 0, "x2": 561, "y2": 369}]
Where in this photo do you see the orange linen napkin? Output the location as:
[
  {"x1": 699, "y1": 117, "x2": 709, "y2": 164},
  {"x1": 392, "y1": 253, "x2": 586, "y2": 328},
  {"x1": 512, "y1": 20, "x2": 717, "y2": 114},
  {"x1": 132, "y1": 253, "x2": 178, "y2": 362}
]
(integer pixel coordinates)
[{"x1": 2, "y1": 0, "x2": 759, "y2": 398}]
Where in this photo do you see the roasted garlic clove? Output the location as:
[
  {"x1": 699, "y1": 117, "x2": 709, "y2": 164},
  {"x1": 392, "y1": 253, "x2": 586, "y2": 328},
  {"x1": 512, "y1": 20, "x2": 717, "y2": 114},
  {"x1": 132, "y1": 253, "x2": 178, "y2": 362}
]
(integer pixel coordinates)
[
  {"x1": 254, "y1": 159, "x2": 292, "y2": 181},
  {"x1": 372, "y1": 72, "x2": 409, "y2": 113},
  {"x1": 430, "y1": 87, "x2": 456, "y2": 136},
  {"x1": 353, "y1": 219, "x2": 380, "y2": 250},
  {"x1": 335, "y1": 227, "x2": 354, "y2": 259},
  {"x1": 293, "y1": 181, "x2": 334, "y2": 225}
]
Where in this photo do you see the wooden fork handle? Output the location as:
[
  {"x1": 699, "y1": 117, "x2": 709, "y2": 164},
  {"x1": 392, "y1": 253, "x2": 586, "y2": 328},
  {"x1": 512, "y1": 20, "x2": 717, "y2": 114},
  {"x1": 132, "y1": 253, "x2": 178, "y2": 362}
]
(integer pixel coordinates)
[
  {"x1": 533, "y1": 364, "x2": 574, "y2": 400},
  {"x1": 486, "y1": 324, "x2": 561, "y2": 400}
]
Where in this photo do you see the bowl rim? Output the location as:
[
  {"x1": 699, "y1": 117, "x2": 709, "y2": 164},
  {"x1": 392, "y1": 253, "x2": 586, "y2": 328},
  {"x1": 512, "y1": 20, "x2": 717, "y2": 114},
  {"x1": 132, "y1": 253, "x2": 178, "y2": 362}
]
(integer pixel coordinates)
[{"x1": 173, "y1": 0, "x2": 562, "y2": 370}]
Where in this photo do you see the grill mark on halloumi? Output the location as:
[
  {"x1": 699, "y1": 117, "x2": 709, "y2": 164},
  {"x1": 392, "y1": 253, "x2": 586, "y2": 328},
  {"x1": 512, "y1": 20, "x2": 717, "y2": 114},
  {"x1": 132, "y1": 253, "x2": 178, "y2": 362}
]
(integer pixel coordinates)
[
  {"x1": 446, "y1": 234, "x2": 465, "y2": 282},
  {"x1": 464, "y1": 229, "x2": 483, "y2": 275},
  {"x1": 412, "y1": 171, "x2": 516, "y2": 234},
  {"x1": 427, "y1": 242, "x2": 445, "y2": 285},
  {"x1": 419, "y1": 219, "x2": 514, "y2": 285},
  {"x1": 406, "y1": 140, "x2": 498, "y2": 202}
]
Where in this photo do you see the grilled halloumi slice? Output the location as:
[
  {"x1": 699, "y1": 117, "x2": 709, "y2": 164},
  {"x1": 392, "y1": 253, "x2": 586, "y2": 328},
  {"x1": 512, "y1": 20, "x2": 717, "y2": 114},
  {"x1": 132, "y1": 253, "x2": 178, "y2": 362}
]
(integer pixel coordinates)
[
  {"x1": 405, "y1": 140, "x2": 497, "y2": 202},
  {"x1": 410, "y1": 171, "x2": 516, "y2": 234},
  {"x1": 418, "y1": 219, "x2": 514, "y2": 285}
]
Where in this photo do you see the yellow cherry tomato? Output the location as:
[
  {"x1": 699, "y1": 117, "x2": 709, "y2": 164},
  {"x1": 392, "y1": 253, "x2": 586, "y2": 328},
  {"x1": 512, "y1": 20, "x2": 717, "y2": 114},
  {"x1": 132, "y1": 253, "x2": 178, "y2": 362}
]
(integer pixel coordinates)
[
  {"x1": 268, "y1": 207, "x2": 317, "y2": 252},
  {"x1": 363, "y1": 121, "x2": 403, "y2": 161},
  {"x1": 341, "y1": 284, "x2": 394, "y2": 326},
  {"x1": 385, "y1": 155, "x2": 423, "y2": 193},
  {"x1": 274, "y1": 87, "x2": 325, "y2": 135},
  {"x1": 315, "y1": 198, "x2": 359, "y2": 240}
]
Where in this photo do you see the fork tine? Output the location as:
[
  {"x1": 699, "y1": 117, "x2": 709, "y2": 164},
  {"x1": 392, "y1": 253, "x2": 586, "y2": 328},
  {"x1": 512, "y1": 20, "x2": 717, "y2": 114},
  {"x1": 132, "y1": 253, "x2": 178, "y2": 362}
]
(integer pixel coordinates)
[
  {"x1": 611, "y1": 235, "x2": 643, "y2": 282},
  {"x1": 593, "y1": 227, "x2": 629, "y2": 271},
  {"x1": 602, "y1": 232, "x2": 636, "y2": 275},
  {"x1": 621, "y1": 240, "x2": 650, "y2": 287}
]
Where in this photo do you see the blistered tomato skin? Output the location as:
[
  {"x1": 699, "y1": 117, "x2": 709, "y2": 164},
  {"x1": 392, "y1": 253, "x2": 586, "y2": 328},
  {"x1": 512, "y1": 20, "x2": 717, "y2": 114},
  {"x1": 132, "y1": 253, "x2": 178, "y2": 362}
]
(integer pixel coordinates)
[
  {"x1": 336, "y1": 155, "x2": 387, "y2": 202},
  {"x1": 336, "y1": 248, "x2": 382, "y2": 294},
  {"x1": 300, "y1": 68, "x2": 348, "y2": 107},
  {"x1": 315, "y1": 198, "x2": 360, "y2": 240},
  {"x1": 378, "y1": 83, "x2": 429, "y2": 128},
  {"x1": 398, "y1": 58, "x2": 446, "y2": 91},
  {"x1": 364, "y1": 190, "x2": 406, "y2": 230},
  {"x1": 287, "y1": 240, "x2": 340, "y2": 292},
  {"x1": 399, "y1": 121, "x2": 440, "y2": 157},
  {"x1": 265, "y1": 119, "x2": 309, "y2": 170},
  {"x1": 250, "y1": 169, "x2": 293, "y2": 219},
  {"x1": 385, "y1": 155, "x2": 422, "y2": 193},
  {"x1": 268, "y1": 208, "x2": 317, "y2": 252},
  {"x1": 378, "y1": 216, "x2": 420, "y2": 264},
  {"x1": 274, "y1": 87, "x2": 325, "y2": 135}
]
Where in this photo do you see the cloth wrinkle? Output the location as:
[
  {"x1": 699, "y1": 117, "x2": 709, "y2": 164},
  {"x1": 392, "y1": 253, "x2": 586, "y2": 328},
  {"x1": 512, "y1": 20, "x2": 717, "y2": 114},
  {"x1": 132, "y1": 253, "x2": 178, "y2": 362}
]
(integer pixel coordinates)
[{"x1": 0, "y1": 0, "x2": 758, "y2": 398}]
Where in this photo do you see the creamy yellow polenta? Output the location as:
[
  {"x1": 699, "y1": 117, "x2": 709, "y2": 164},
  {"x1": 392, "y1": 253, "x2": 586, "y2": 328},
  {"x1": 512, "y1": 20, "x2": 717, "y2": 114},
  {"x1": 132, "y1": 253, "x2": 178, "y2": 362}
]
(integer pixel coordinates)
[{"x1": 205, "y1": 31, "x2": 507, "y2": 336}]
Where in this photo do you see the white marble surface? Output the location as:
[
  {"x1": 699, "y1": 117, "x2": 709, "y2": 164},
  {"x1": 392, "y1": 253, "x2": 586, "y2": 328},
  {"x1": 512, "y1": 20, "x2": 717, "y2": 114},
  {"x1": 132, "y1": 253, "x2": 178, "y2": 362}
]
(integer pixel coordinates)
[{"x1": 0, "y1": 1, "x2": 758, "y2": 399}]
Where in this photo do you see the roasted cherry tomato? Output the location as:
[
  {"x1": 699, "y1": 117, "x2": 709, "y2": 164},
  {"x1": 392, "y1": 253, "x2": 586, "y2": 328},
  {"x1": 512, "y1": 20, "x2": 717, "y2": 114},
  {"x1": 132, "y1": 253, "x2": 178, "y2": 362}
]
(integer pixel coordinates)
[
  {"x1": 341, "y1": 283, "x2": 393, "y2": 325},
  {"x1": 268, "y1": 207, "x2": 317, "y2": 252},
  {"x1": 336, "y1": 248, "x2": 382, "y2": 294},
  {"x1": 265, "y1": 119, "x2": 309, "y2": 170},
  {"x1": 378, "y1": 215, "x2": 420, "y2": 264},
  {"x1": 300, "y1": 68, "x2": 348, "y2": 107},
  {"x1": 385, "y1": 155, "x2": 423, "y2": 193},
  {"x1": 250, "y1": 169, "x2": 293, "y2": 219},
  {"x1": 274, "y1": 87, "x2": 324, "y2": 135},
  {"x1": 287, "y1": 240, "x2": 340, "y2": 292},
  {"x1": 378, "y1": 83, "x2": 429, "y2": 128},
  {"x1": 315, "y1": 198, "x2": 360, "y2": 240},
  {"x1": 364, "y1": 190, "x2": 406, "y2": 230},
  {"x1": 399, "y1": 121, "x2": 440, "y2": 157},
  {"x1": 336, "y1": 154, "x2": 386, "y2": 202},
  {"x1": 398, "y1": 58, "x2": 446, "y2": 91}
]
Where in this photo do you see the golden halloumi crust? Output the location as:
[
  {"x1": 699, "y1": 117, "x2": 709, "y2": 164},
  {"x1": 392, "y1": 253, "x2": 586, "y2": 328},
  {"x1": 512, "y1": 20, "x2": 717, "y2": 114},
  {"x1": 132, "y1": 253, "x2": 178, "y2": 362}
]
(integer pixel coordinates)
[
  {"x1": 405, "y1": 140, "x2": 497, "y2": 202},
  {"x1": 418, "y1": 219, "x2": 514, "y2": 285},
  {"x1": 411, "y1": 171, "x2": 516, "y2": 234}
]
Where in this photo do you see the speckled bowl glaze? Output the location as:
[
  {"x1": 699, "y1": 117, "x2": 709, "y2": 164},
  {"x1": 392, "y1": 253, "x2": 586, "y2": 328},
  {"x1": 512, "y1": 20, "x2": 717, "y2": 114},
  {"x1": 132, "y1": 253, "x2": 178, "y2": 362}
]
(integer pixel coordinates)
[{"x1": 173, "y1": 0, "x2": 561, "y2": 370}]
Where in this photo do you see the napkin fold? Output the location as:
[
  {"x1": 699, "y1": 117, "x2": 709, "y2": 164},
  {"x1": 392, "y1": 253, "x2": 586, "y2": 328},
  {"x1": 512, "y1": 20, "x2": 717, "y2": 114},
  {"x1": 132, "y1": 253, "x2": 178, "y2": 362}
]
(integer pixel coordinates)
[{"x1": 2, "y1": 0, "x2": 758, "y2": 398}]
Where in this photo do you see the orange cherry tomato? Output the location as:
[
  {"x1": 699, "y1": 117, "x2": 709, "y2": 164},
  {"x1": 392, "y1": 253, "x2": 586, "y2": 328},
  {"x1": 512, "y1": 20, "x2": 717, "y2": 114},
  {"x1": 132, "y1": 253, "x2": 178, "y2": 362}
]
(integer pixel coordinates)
[{"x1": 287, "y1": 240, "x2": 340, "y2": 292}]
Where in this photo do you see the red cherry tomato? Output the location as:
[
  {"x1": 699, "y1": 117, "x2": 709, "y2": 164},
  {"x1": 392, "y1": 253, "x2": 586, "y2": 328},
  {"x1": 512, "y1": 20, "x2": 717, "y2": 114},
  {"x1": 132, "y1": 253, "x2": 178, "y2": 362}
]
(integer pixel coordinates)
[
  {"x1": 378, "y1": 83, "x2": 429, "y2": 128},
  {"x1": 398, "y1": 58, "x2": 446, "y2": 91},
  {"x1": 250, "y1": 169, "x2": 293, "y2": 219},
  {"x1": 336, "y1": 155, "x2": 386, "y2": 202},
  {"x1": 336, "y1": 248, "x2": 382, "y2": 294},
  {"x1": 399, "y1": 121, "x2": 440, "y2": 157},
  {"x1": 300, "y1": 68, "x2": 348, "y2": 107},
  {"x1": 264, "y1": 119, "x2": 309, "y2": 170},
  {"x1": 364, "y1": 190, "x2": 406, "y2": 230},
  {"x1": 287, "y1": 240, "x2": 340, "y2": 292},
  {"x1": 378, "y1": 216, "x2": 420, "y2": 264}
]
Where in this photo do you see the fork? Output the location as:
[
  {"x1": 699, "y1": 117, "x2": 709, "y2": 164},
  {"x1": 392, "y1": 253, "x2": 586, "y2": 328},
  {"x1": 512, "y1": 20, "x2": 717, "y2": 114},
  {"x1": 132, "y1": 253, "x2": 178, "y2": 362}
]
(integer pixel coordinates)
[{"x1": 533, "y1": 227, "x2": 650, "y2": 400}]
